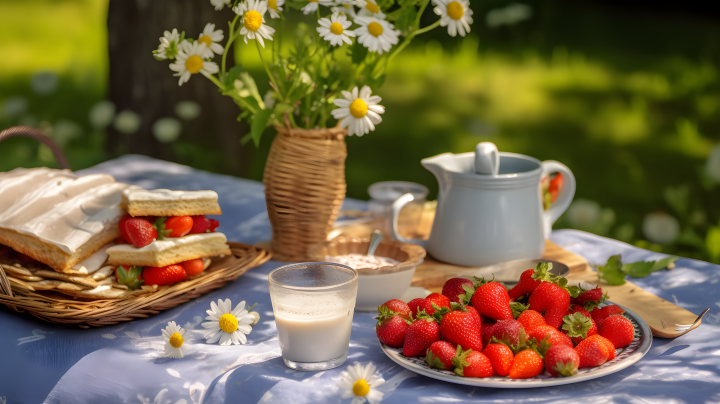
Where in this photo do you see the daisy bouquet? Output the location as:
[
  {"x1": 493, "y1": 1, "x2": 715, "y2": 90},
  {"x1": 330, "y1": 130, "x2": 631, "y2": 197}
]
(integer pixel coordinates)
[{"x1": 153, "y1": 0, "x2": 473, "y2": 144}]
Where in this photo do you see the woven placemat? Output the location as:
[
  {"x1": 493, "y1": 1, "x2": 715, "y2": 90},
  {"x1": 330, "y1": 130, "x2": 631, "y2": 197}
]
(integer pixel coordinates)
[{"x1": 0, "y1": 242, "x2": 271, "y2": 327}]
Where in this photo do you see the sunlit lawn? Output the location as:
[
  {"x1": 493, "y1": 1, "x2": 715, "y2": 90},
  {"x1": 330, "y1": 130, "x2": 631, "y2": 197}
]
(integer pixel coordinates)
[{"x1": 2, "y1": 0, "x2": 720, "y2": 261}]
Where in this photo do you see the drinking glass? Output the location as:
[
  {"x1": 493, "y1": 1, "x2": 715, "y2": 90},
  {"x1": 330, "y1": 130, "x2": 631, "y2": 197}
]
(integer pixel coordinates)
[
  {"x1": 368, "y1": 181, "x2": 429, "y2": 239},
  {"x1": 268, "y1": 262, "x2": 358, "y2": 371}
]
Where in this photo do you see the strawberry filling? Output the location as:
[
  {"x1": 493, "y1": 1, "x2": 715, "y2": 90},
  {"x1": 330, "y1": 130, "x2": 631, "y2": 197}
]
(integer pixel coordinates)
[
  {"x1": 116, "y1": 214, "x2": 220, "y2": 247},
  {"x1": 114, "y1": 258, "x2": 207, "y2": 289}
]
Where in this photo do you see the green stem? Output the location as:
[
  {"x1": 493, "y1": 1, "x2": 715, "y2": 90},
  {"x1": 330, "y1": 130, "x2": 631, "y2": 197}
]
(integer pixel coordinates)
[
  {"x1": 256, "y1": 40, "x2": 283, "y2": 99},
  {"x1": 414, "y1": 0, "x2": 431, "y2": 27},
  {"x1": 388, "y1": 19, "x2": 441, "y2": 63},
  {"x1": 222, "y1": 15, "x2": 241, "y2": 76},
  {"x1": 206, "y1": 74, "x2": 225, "y2": 90}
]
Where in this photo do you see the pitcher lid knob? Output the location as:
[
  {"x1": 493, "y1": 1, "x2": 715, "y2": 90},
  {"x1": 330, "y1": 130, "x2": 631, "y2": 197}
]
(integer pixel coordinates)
[{"x1": 475, "y1": 142, "x2": 499, "y2": 176}]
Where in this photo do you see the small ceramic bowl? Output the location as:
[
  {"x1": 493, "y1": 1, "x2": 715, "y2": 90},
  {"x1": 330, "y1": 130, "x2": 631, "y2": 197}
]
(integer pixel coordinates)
[{"x1": 308, "y1": 238, "x2": 426, "y2": 311}]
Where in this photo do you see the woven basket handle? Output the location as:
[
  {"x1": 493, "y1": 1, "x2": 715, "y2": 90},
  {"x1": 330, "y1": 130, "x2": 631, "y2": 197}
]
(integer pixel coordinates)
[{"x1": 0, "y1": 125, "x2": 70, "y2": 170}]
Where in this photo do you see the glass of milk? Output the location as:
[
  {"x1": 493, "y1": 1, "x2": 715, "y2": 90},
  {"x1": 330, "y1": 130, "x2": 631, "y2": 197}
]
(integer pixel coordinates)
[{"x1": 268, "y1": 262, "x2": 358, "y2": 371}]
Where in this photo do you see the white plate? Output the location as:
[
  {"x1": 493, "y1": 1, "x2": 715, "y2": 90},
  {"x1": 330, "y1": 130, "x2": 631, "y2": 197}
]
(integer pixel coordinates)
[{"x1": 380, "y1": 302, "x2": 652, "y2": 388}]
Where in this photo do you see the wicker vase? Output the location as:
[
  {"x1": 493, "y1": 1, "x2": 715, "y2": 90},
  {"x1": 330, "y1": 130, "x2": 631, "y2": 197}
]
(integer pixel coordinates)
[{"x1": 263, "y1": 125, "x2": 348, "y2": 261}]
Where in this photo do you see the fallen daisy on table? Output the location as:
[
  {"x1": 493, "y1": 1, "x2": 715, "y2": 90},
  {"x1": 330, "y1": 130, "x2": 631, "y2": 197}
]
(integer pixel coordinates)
[
  {"x1": 202, "y1": 299, "x2": 257, "y2": 346},
  {"x1": 338, "y1": 362, "x2": 385, "y2": 404},
  {"x1": 162, "y1": 321, "x2": 186, "y2": 358}
]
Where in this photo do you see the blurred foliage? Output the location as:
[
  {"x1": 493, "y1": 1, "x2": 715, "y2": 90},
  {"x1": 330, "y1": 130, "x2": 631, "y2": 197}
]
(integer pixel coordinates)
[{"x1": 2, "y1": 0, "x2": 720, "y2": 262}]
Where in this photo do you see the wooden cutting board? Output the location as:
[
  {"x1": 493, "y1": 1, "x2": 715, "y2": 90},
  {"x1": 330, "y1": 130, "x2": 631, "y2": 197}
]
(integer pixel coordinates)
[{"x1": 335, "y1": 203, "x2": 707, "y2": 338}]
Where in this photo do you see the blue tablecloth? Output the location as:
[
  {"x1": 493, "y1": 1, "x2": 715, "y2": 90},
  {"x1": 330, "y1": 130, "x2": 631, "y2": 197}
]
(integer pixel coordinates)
[{"x1": 1, "y1": 155, "x2": 718, "y2": 404}]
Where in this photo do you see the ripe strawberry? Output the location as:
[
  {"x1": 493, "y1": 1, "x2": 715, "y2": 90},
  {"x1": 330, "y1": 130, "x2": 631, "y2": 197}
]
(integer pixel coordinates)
[
  {"x1": 425, "y1": 293, "x2": 451, "y2": 315},
  {"x1": 180, "y1": 258, "x2": 206, "y2": 277},
  {"x1": 561, "y1": 312, "x2": 597, "y2": 345},
  {"x1": 508, "y1": 262, "x2": 554, "y2": 300},
  {"x1": 453, "y1": 347, "x2": 495, "y2": 378},
  {"x1": 575, "y1": 335, "x2": 611, "y2": 368},
  {"x1": 599, "y1": 315, "x2": 635, "y2": 348},
  {"x1": 115, "y1": 265, "x2": 143, "y2": 290},
  {"x1": 442, "y1": 278, "x2": 474, "y2": 304},
  {"x1": 425, "y1": 341, "x2": 457, "y2": 370},
  {"x1": 528, "y1": 282, "x2": 570, "y2": 329},
  {"x1": 440, "y1": 307, "x2": 483, "y2": 352},
  {"x1": 589, "y1": 334, "x2": 617, "y2": 360},
  {"x1": 163, "y1": 216, "x2": 194, "y2": 237},
  {"x1": 573, "y1": 286, "x2": 607, "y2": 311},
  {"x1": 481, "y1": 322, "x2": 498, "y2": 347},
  {"x1": 545, "y1": 344, "x2": 580, "y2": 377},
  {"x1": 489, "y1": 319, "x2": 525, "y2": 347},
  {"x1": 408, "y1": 298, "x2": 428, "y2": 315},
  {"x1": 376, "y1": 315, "x2": 410, "y2": 348},
  {"x1": 567, "y1": 304, "x2": 591, "y2": 318},
  {"x1": 118, "y1": 213, "x2": 132, "y2": 242},
  {"x1": 530, "y1": 325, "x2": 573, "y2": 348},
  {"x1": 517, "y1": 310, "x2": 546, "y2": 331},
  {"x1": 125, "y1": 217, "x2": 157, "y2": 248},
  {"x1": 471, "y1": 281, "x2": 513, "y2": 321},
  {"x1": 378, "y1": 299, "x2": 412, "y2": 320},
  {"x1": 142, "y1": 264, "x2": 187, "y2": 286},
  {"x1": 508, "y1": 349, "x2": 544, "y2": 379},
  {"x1": 482, "y1": 343, "x2": 514, "y2": 376},
  {"x1": 189, "y1": 215, "x2": 211, "y2": 234},
  {"x1": 591, "y1": 305, "x2": 625, "y2": 329},
  {"x1": 403, "y1": 317, "x2": 440, "y2": 357},
  {"x1": 208, "y1": 218, "x2": 220, "y2": 232}
]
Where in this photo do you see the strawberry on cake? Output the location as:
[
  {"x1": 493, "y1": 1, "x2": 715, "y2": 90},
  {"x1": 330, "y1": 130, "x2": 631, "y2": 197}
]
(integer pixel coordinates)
[{"x1": 107, "y1": 188, "x2": 232, "y2": 288}]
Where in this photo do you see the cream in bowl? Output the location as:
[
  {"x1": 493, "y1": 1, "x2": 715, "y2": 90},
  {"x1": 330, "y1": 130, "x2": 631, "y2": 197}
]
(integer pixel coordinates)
[{"x1": 309, "y1": 238, "x2": 426, "y2": 311}]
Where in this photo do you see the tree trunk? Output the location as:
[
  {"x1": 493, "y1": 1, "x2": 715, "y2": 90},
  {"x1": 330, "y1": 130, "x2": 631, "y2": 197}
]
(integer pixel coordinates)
[{"x1": 106, "y1": 0, "x2": 248, "y2": 176}]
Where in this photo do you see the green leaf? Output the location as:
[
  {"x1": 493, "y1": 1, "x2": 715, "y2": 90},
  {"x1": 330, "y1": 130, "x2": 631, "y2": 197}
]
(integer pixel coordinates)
[
  {"x1": 510, "y1": 302, "x2": 529, "y2": 319},
  {"x1": 116, "y1": 265, "x2": 145, "y2": 291},
  {"x1": 597, "y1": 254, "x2": 626, "y2": 285},
  {"x1": 250, "y1": 108, "x2": 274, "y2": 147},
  {"x1": 350, "y1": 39, "x2": 369, "y2": 64},
  {"x1": 222, "y1": 65, "x2": 245, "y2": 88},
  {"x1": 621, "y1": 256, "x2": 679, "y2": 278},
  {"x1": 425, "y1": 350, "x2": 446, "y2": 369},
  {"x1": 152, "y1": 217, "x2": 172, "y2": 240},
  {"x1": 395, "y1": 6, "x2": 418, "y2": 32},
  {"x1": 457, "y1": 283, "x2": 475, "y2": 306},
  {"x1": 561, "y1": 312, "x2": 592, "y2": 338}
]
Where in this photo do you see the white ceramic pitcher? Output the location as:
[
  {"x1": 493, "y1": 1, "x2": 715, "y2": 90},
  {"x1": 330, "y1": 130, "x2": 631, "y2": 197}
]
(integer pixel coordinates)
[{"x1": 391, "y1": 142, "x2": 575, "y2": 267}]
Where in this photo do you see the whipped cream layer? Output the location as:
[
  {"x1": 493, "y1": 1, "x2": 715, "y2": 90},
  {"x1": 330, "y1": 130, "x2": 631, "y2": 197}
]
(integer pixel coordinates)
[
  {"x1": 106, "y1": 232, "x2": 227, "y2": 253},
  {"x1": 0, "y1": 168, "x2": 134, "y2": 255},
  {"x1": 325, "y1": 253, "x2": 399, "y2": 270},
  {"x1": 123, "y1": 188, "x2": 218, "y2": 202}
]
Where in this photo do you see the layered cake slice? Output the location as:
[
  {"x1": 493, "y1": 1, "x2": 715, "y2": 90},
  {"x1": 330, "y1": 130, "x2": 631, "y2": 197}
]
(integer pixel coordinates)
[
  {"x1": 0, "y1": 167, "x2": 135, "y2": 273},
  {"x1": 107, "y1": 188, "x2": 232, "y2": 288}
]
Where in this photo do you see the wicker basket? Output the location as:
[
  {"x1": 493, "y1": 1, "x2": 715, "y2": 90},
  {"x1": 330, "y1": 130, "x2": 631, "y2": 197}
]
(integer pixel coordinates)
[
  {"x1": 263, "y1": 124, "x2": 348, "y2": 262},
  {"x1": 0, "y1": 243, "x2": 270, "y2": 327}
]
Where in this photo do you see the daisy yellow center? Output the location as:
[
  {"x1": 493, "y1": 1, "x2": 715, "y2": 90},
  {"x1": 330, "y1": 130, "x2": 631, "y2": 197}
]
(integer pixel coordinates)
[
  {"x1": 199, "y1": 35, "x2": 213, "y2": 46},
  {"x1": 185, "y1": 55, "x2": 204, "y2": 74},
  {"x1": 168, "y1": 332, "x2": 184, "y2": 348},
  {"x1": 330, "y1": 22, "x2": 344, "y2": 35},
  {"x1": 269, "y1": 0, "x2": 278, "y2": 10},
  {"x1": 309, "y1": 0, "x2": 318, "y2": 2},
  {"x1": 219, "y1": 313, "x2": 239, "y2": 333},
  {"x1": 447, "y1": 1, "x2": 464, "y2": 20},
  {"x1": 352, "y1": 379, "x2": 370, "y2": 397},
  {"x1": 365, "y1": 2, "x2": 380, "y2": 13},
  {"x1": 244, "y1": 10, "x2": 263, "y2": 32},
  {"x1": 367, "y1": 21, "x2": 383, "y2": 37},
  {"x1": 350, "y1": 98, "x2": 368, "y2": 118}
]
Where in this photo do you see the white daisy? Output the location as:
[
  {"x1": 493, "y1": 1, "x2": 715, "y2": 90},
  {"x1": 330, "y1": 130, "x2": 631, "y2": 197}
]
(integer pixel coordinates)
[
  {"x1": 356, "y1": 0, "x2": 385, "y2": 19},
  {"x1": 162, "y1": 321, "x2": 186, "y2": 358},
  {"x1": 331, "y1": 4, "x2": 356, "y2": 18},
  {"x1": 332, "y1": 85, "x2": 384, "y2": 137},
  {"x1": 201, "y1": 299, "x2": 255, "y2": 346},
  {"x1": 198, "y1": 23, "x2": 224, "y2": 57},
  {"x1": 155, "y1": 29, "x2": 182, "y2": 60},
  {"x1": 433, "y1": 0, "x2": 473, "y2": 37},
  {"x1": 301, "y1": 0, "x2": 334, "y2": 15},
  {"x1": 338, "y1": 362, "x2": 385, "y2": 404},
  {"x1": 169, "y1": 41, "x2": 219, "y2": 86},
  {"x1": 317, "y1": 14, "x2": 356, "y2": 46},
  {"x1": 210, "y1": 0, "x2": 231, "y2": 10},
  {"x1": 353, "y1": 17, "x2": 400, "y2": 55},
  {"x1": 240, "y1": 0, "x2": 276, "y2": 48},
  {"x1": 232, "y1": 2, "x2": 247, "y2": 15},
  {"x1": 267, "y1": 0, "x2": 284, "y2": 18}
]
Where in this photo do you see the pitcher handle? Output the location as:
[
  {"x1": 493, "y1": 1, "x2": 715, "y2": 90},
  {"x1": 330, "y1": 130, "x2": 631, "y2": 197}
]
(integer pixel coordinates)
[
  {"x1": 541, "y1": 161, "x2": 576, "y2": 237},
  {"x1": 391, "y1": 193, "x2": 430, "y2": 248}
]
